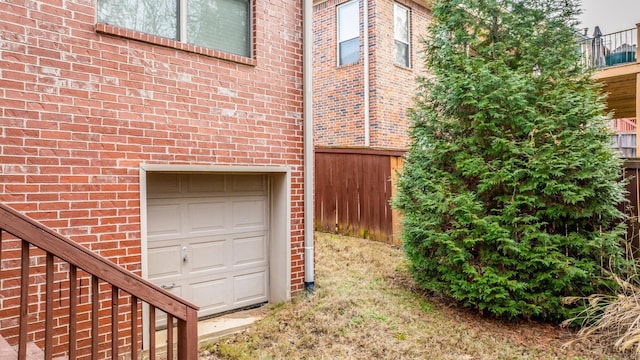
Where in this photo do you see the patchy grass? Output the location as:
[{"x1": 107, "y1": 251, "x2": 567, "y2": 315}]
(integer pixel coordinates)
[{"x1": 200, "y1": 233, "x2": 630, "y2": 359}]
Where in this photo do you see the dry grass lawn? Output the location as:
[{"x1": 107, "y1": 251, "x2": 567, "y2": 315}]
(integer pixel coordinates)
[{"x1": 200, "y1": 232, "x2": 631, "y2": 359}]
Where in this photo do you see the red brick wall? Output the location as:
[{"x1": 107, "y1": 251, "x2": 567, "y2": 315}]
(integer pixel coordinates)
[
  {"x1": 0, "y1": 0, "x2": 304, "y2": 357},
  {"x1": 313, "y1": 0, "x2": 430, "y2": 149},
  {"x1": 313, "y1": 0, "x2": 366, "y2": 146},
  {"x1": 372, "y1": 0, "x2": 430, "y2": 149}
]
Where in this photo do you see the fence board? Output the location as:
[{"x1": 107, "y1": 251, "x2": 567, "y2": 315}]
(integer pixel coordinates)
[{"x1": 315, "y1": 148, "x2": 403, "y2": 243}]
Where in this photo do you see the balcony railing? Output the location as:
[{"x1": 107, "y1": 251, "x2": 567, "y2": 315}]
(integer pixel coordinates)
[{"x1": 579, "y1": 26, "x2": 638, "y2": 69}]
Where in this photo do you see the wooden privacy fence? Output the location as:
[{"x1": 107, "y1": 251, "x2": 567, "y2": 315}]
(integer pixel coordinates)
[
  {"x1": 315, "y1": 154, "x2": 640, "y2": 248},
  {"x1": 314, "y1": 148, "x2": 404, "y2": 244}
]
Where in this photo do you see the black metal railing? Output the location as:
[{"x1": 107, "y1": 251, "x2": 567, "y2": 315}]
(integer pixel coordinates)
[{"x1": 579, "y1": 27, "x2": 638, "y2": 69}]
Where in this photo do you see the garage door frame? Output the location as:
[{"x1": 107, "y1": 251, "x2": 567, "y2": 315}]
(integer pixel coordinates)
[{"x1": 139, "y1": 164, "x2": 292, "y2": 347}]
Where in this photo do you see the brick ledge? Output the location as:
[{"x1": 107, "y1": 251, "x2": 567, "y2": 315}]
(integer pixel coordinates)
[{"x1": 95, "y1": 23, "x2": 257, "y2": 67}]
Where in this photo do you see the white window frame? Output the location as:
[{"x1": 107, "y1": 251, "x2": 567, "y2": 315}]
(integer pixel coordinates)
[
  {"x1": 336, "y1": 0, "x2": 360, "y2": 66},
  {"x1": 394, "y1": 3, "x2": 411, "y2": 67},
  {"x1": 97, "y1": 0, "x2": 253, "y2": 58}
]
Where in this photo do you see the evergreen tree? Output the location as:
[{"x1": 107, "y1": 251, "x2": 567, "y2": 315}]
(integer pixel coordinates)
[{"x1": 395, "y1": 0, "x2": 627, "y2": 321}]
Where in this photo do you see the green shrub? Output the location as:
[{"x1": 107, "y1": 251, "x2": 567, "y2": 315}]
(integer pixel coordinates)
[{"x1": 394, "y1": 0, "x2": 627, "y2": 321}]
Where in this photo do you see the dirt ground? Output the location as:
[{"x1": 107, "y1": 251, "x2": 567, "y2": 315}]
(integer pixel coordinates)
[{"x1": 199, "y1": 232, "x2": 631, "y2": 360}]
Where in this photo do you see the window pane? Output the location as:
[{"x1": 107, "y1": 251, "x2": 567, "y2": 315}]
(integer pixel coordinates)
[
  {"x1": 338, "y1": 1, "x2": 359, "y2": 42},
  {"x1": 97, "y1": 0, "x2": 177, "y2": 40},
  {"x1": 395, "y1": 40, "x2": 409, "y2": 67},
  {"x1": 394, "y1": 4, "x2": 408, "y2": 43},
  {"x1": 340, "y1": 37, "x2": 360, "y2": 65},
  {"x1": 187, "y1": 0, "x2": 250, "y2": 57}
]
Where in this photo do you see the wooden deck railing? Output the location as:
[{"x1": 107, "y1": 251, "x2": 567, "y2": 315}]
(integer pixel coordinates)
[
  {"x1": 0, "y1": 203, "x2": 199, "y2": 360},
  {"x1": 611, "y1": 118, "x2": 637, "y2": 133}
]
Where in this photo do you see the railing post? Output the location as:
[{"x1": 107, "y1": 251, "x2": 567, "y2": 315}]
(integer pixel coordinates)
[
  {"x1": 45, "y1": 253, "x2": 54, "y2": 360},
  {"x1": 166, "y1": 314, "x2": 174, "y2": 360},
  {"x1": 148, "y1": 305, "x2": 156, "y2": 360},
  {"x1": 636, "y1": 23, "x2": 640, "y2": 64},
  {"x1": 636, "y1": 23, "x2": 640, "y2": 156},
  {"x1": 635, "y1": 23, "x2": 640, "y2": 157},
  {"x1": 177, "y1": 308, "x2": 198, "y2": 360},
  {"x1": 18, "y1": 240, "x2": 29, "y2": 360},
  {"x1": 636, "y1": 73, "x2": 640, "y2": 156},
  {"x1": 92, "y1": 275, "x2": 99, "y2": 358},
  {"x1": 131, "y1": 296, "x2": 138, "y2": 360},
  {"x1": 69, "y1": 265, "x2": 77, "y2": 360}
]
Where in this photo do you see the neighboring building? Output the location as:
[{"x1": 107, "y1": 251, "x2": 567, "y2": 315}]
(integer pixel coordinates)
[
  {"x1": 313, "y1": 0, "x2": 430, "y2": 148},
  {"x1": 579, "y1": 23, "x2": 640, "y2": 251},
  {"x1": 312, "y1": 0, "x2": 431, "y2": 242},
  {"x1": 581, "y1": 24, "x2": 640, "y2": 157},
  {"x1": 0, "y1": 0, "x2": 310, "y2": 357}
]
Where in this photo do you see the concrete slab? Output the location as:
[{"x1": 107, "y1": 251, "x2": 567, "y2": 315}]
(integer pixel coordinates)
[
  {"x1": 0, "y1": 335, "x2": 16, "y2": 359},
  {"x1": 145, "y1": 305, "x2": 269, "y2": 359}
]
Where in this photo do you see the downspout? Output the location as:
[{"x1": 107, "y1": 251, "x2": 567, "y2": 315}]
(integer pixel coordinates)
[
  {"x1": 363, "y1": 0, "x2": 370, "y2": 146},
  {"x1": 303, "y1": 0, "x2": 315, "y2": 292}
]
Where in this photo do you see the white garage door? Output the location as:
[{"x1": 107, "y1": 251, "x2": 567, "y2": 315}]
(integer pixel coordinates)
[{"x1": 146, "y1": 173, "x2": 269, "y2": 318}]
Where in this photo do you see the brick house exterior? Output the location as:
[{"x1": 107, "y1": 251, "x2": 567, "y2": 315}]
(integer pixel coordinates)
[
  {"x1": 0, "y1": 0, "x2": 308, "y2": 356},
  {"x1": 313, "y1": 0, "x2": 431, "y2": 149},
  {"x1": 312, "y1": 0, "x2": 430, "y2": 242}
]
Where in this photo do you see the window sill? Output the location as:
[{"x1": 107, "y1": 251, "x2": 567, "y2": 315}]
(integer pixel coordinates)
[
  {"x1": 337, "y1": 61, "x2": 361, "y2": 69},
  {"x1": 394, "y1": 63, "x2": 413, "y2": 71},
  {"x1": 96, "y1": 23, "x2": 257, "y2": 67}
]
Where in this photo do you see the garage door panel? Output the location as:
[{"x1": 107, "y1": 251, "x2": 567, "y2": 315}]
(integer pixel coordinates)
[
  {"x1": 233, "y1": 234, "x2": 267, "y2": 267},
  {"x1": 148, "y1": 246, "x2": 183, "y2": 279},
  {"x1": 187, "y1": 174, "x2": 225, "y2": 193},
  {"x1": 190, "y1": 277, "x2": 229, "y2": 313},
  {"x1": 147, "y1": 173, "x2": 180, "y2": 195},
  {"x1": 231, "y1": 175, "x2": 265, "y2": 192},
  {"x1": 232, "y1": 199, "x2": 266, "y2": 229},
  {"x1": 190, "y1": 238, "x2": 230, "y2": 272},
  {"x1": 233, "y1": 270, "x2": 268, "y2": 305},
  {"x1": 148, "y1": 203, "x2": 182, "y2": 237},
  {"x1": 187, "y1": 201, "x2": 227, "y2": 233}
]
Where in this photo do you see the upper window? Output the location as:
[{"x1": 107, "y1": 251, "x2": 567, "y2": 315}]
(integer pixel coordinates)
[
  {"x1": 97, "y1": 0, "x2": 251, "y2": 58},
  {"x1": 337, "y1": 1, "x2": 360, "y2": 66},
  {"x1": 394, "y1": 3, "x2": 410, "y2": 67}
]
